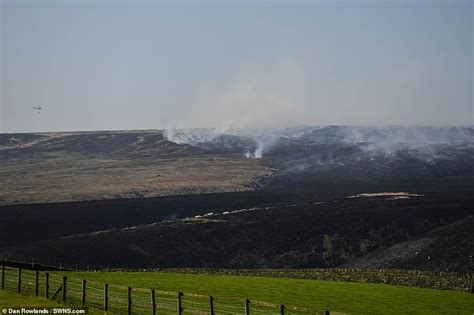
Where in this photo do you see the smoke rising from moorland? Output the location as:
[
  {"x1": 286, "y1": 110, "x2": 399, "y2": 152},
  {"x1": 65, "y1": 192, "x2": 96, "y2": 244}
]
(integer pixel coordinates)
[
  {"x1": 163, "y1": 59, "x2": 310, "y2": 132},
  {"x1": 164, "y1": 125, "x2": 473, "y2": 160},
  {"x1": 162, "y1": 58, "x2": 472, "y2": 159}
]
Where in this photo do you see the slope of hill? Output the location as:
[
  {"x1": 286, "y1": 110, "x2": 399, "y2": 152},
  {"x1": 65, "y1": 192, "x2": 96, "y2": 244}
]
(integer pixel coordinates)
[
  {"x1": 1, "y1": 126, "x2": 472, "y2": 205},
  {"x1": 1, "y1": 185, "x2": 473, "y2": 271},
  {"x1": 0, "y1": 126, "x2": 472, "y2": 272},
  {"x1": 343, "y1": 216, "x2": 474, "y2": 272},
  {"x1": 0, "y1": 130, "x2": 271, "y2": 205}
]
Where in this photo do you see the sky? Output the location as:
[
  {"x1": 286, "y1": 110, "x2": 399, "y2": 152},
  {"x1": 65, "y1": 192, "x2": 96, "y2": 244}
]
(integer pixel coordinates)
[{"x1": 0, "y1": 0, "x2": 472, "y2": 133}]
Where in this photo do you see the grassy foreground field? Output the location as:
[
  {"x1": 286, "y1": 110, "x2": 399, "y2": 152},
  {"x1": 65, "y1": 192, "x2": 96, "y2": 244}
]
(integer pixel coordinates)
[
  {"x1": 54, "y1": 271, "x2": 474, "y2": 314},
  {"x1": 0, "y1": 290, "x2": 105, "y2": 314},
  {"x1": 0, "y1": 289, "x2": 63, "y2": 308}
]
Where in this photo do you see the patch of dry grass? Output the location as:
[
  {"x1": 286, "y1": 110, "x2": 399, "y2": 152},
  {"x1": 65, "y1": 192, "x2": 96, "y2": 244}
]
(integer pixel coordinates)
[
  {"x1": 347, "y1": 192, "x2": 423, "y2": 200},
  {"x1": 0, "y1": 132, "x2": 273, "y2": 205}
]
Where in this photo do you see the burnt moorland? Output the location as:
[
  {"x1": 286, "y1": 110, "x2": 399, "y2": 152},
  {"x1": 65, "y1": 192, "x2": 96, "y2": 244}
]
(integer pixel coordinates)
[{"x1": 0, "y1": 126, "x2": 473, "y2": 271}]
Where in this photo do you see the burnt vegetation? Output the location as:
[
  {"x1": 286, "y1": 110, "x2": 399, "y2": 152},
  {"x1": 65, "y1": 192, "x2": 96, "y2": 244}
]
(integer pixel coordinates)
[{"x1": 0, "y1": 126, "x2": 473, "y2": 272}]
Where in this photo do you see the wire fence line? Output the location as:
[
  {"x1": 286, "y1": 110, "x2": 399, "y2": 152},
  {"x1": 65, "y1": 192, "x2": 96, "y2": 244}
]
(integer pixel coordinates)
[
  {"x1": 1, "y1": 266, "x2": 342, "y2": 315},
  {"x1": 1, "y1": 258, "x2": 471, "y2": 293}
]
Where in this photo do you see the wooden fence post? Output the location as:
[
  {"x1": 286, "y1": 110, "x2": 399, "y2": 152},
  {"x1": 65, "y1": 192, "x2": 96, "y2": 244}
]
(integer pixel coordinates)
[
  {"x1": 280, "y1": 304, "x2": 285, "y2": 315},
  {"x1": 177, "y1": 291, "x2": 183, "y2": 315},
  {"x1": 103, "y1": 284, "x2": 108, "y2": 311},
  {"x1": 62, "y1": 276, "x2": 67, "y2": 302},
  {"x1": 127, "y1": 287, "x2": 132, "y2": 315},
  {"x1": 151, "y1": 289, "x2": 156, "y2": 315},
  {"x1": 17, "y1": 268, "x2": 21, "y2": 293},
  {"x1": 209, "y1": 296, "x2": 214, "y2": 315},
  {"x1": 81, "y1": 280, "x2": 86, "y2": 306},
  {"x1": 45, "y1": 273, "x2": 49, "y2": 299},
  {"x1": 1, "y1": 265, "x2": 4, "y2": 289},
  {"x1": 245, "y1": 299, "x2": 250, "y2": 315},
  {"x1": 35, "y1": 271, "x2": 39, "y2": 296}
]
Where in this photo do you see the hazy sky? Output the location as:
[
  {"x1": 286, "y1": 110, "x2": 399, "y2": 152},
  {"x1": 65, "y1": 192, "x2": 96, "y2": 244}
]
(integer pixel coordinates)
[{"x1": 0, "y1": 0, "x2": 472, "y2": 133}]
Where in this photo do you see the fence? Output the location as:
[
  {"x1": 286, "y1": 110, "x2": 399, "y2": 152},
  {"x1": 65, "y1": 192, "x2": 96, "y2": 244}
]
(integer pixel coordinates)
[
  {"x1": 1, "y1": 259, "x2": 471, "y2": 293},
  {"x1": 0, "y1": 266, "x2": 339, "y2": 315},
  {"x1": 0, "y1": 259, "x2": 74, "y2": 272}
]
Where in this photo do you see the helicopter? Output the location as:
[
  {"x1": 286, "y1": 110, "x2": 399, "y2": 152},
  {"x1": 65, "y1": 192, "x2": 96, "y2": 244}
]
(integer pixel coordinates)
[{"x1": 33, "y1": 106, "x2": 42, "y2": 114}]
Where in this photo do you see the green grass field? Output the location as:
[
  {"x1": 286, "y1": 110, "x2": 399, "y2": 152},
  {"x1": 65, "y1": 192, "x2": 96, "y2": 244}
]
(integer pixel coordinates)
[
  {"x1": 48, "y1": 271, "x2": 474, "y2": 314},
  {"x1": 0, "y1": 289, "x2": 65, "y2": 308},
  {"x1": 0, "y1": 289, "x2": 105, "y2": 314}
]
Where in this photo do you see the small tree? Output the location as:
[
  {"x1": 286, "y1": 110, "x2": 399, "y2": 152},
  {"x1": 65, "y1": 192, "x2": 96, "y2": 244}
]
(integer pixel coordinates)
[
  {"x1": 322, "y1": 234, "x2": 335, "y2": 265},
  {"x1": 322, "y1": 234, "x2": 352, "y2": 266}
]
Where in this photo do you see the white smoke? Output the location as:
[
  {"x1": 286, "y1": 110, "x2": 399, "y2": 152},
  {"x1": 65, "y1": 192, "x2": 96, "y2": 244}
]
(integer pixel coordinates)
[
  {"x1": 163, "y1": 125, "x2": 473, "y2": 163},
  {"x1": 161, "y1": 56, "x2": 473, "y2": 159},
  {"x1": 163, "y1": 127, "x2": 281, "y2": 159},
  {"x1": 164, "y1": 128, "x2": 220, "y2": 145},
  {"x1": 244, "y1": 138, "x2": 267, "y2": 159},
  {"x1": 161, "y1": 58, "x2": 311, "y2": 158}
]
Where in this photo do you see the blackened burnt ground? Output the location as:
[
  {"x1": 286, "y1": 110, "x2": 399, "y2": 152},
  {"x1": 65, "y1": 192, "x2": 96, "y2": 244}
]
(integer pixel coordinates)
[
  {"x1": 0, "y1": 127, "x2": 473, "y2": 271},
  {"x1": 1, "y1": 181, "x2": 473, "y2": 272}
]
